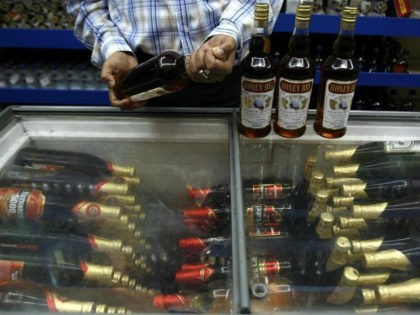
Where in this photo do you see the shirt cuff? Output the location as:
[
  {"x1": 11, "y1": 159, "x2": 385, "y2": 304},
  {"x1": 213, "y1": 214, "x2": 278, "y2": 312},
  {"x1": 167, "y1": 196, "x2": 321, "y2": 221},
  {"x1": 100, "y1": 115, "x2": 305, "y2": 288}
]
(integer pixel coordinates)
[{"x1": 91, "y1": 32, "x2": 134, "y2": 67}]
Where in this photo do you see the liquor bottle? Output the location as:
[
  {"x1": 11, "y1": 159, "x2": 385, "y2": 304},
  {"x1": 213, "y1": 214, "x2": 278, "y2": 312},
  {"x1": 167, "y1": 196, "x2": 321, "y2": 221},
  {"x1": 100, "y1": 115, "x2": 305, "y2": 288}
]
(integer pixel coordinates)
[
  {"x1": 14, "y1": 147, "x2": 135, "y2": 178},
  {"x1": 187, "y1": 181, "x2": 294, "y2": 205},
  {"x1": 323, "y1": 141, "x2": 420, "y2": 162},
  {"x1": 361, "y1": 278, "x2": 420, "y2": 305},
  {"x1": 0, "y1": 288, "x2": 130, "y2": 313},
  {"x1": 274, "y1": 4, "x2": 315, "y2": 138},
  {"x1": 116, "y1": 51, "x2": 189, "y2": 102},
  {"x1": 0, "y1": 165, "x2": 130, "y2": 200},
  {"x1": 245, "y1": 201, "x2": 291, "y2": 230},
  {"x1": 0, "y1": 253, "x2": 140, "y2": 290},
  {"x1": 340, "y1": 178, "x2": 420, "y2": 200},
  {"x1": 313, "y1": 6, "x2": 359, "y2": 138},
  {"x1": 174, "y1": 265, "x2": 231, "y2": 285},
  {"x1": 238, "y1": 2, "x2": 276, "y2": 138},
  {"x1": 332, "y1": 157, "x2": 420, "y2": 179},
  {"x1": 0, "y1": 187, "x2": 140, "y2": 235},
  {"x1": 351, "y1": 195, "x2": 420, "y2": 220}
]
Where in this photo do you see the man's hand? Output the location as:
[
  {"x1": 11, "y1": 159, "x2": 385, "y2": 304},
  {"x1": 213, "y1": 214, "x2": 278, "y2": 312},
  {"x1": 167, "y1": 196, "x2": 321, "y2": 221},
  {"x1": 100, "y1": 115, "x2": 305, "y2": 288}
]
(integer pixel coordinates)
[
  {"x1": 101, "y1": 51, "x2": 144, "y2": 109},
  {"x1": 186, "y1": 35, "x2": 237, "y2": 83}
]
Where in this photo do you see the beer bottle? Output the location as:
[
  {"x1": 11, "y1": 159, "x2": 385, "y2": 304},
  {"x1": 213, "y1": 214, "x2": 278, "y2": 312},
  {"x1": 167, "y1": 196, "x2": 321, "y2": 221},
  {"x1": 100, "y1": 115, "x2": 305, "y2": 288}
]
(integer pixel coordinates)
[
  {"x1": 0, "y1": 288, "x2": 130, "y2": 313},
  {"x1": 14, "y1": 147, "x2": 135, "y2": 178},
  {"x1": 0, "y1": 165, "x2": 129, "y2": 200},
  {"x1": 274, "y1": 4, "x2": 315, "y2": 138},
  {"x1": 324, "y1": 141, "x2": 420, "y2": 163},
  {"x1": 313, "y1": 6, "x2": 359, "y2": 138},
  {"x1": 238, "y1": 2, "x2": 276, "y2": 138}
]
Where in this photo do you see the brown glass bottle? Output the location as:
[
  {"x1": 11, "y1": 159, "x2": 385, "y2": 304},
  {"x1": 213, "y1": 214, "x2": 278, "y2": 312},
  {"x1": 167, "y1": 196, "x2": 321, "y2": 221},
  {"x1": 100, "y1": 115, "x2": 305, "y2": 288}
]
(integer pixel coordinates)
[
  {"x1": 274, "y1": 4, "x2": 314, "y2": 138},
  {"x1": 313, "y1": 6, "x2": 359, "y2": 138},
  {"x1": 238, "y1": 3, "x2": 276, "y2": 138},
  {"x1": 117, "y1": 51, "x2": 189, "y2": 102}
]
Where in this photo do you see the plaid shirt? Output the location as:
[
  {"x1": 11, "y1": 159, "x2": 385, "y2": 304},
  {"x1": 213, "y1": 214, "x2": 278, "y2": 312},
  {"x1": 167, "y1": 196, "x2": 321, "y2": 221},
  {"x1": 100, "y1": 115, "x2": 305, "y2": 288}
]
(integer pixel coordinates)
[{"x1": 66, "y1": 0, "x2": 282, "y2": 67}]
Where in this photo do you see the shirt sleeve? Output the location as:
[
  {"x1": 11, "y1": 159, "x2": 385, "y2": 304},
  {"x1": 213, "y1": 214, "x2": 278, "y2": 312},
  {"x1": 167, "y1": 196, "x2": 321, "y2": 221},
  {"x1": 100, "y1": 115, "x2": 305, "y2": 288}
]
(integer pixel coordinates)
[
  {"x1": 206, "y1": 0, "x2": 283, "y2": 62},
  {"x1": 65, "y1": 0, "x2": 134, "y2": 67}
]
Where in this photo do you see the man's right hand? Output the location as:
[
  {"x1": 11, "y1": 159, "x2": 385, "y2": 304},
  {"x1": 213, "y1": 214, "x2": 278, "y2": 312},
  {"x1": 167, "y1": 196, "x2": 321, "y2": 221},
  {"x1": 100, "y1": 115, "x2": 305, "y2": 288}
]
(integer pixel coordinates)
[{"x1": 101, "y1": 51, "x2": 144, "y2": 109}]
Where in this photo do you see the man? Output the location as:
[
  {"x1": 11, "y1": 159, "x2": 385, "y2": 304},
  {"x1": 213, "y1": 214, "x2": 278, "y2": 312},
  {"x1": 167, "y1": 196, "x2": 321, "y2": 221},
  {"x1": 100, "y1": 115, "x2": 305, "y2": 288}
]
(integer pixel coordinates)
[{"x1": 66, "y1": 0, "x2": 282, "y2": 108}]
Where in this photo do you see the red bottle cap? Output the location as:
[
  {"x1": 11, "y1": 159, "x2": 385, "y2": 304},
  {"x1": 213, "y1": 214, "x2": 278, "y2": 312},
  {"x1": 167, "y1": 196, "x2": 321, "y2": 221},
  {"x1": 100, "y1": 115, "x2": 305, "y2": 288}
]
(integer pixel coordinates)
[
  {"x1": 153, "y1": 294, "x2": 190, "y2": 310},
  {"x1": 175, "y1": 267, "x2": 215, "y2": 284},
  {"x1": 183, "y1": 207, "x2": 218, "y2": 221},
  {"x1": 252, "y1": 184, "x2": 283, "y2": 199},
  {"x1": 181, "y1": 263, "x2": 209, "y2": 271},
  {"x1": 262, "y1": 259, "x2": 281, "y2": 275},
  {"x1": 188, "y1": 187, "x2": 211, "y2": 199},
  {"x1": 179, "y1": 238, "x2": 207, "y2": 251}
]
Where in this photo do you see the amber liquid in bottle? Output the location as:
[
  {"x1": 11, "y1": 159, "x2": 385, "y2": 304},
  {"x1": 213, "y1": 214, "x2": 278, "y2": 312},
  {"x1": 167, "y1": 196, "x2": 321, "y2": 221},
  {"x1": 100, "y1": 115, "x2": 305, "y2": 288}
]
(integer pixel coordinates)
[
  {"x1": 313, "y1": 7, "x2": 359, "y2": 139},
  {"x1": 238, "y1": 3, "x2": 275, "y2": 139},
  {"x1": 274, "y1": 4, "x2": 315, "y2": 138}
]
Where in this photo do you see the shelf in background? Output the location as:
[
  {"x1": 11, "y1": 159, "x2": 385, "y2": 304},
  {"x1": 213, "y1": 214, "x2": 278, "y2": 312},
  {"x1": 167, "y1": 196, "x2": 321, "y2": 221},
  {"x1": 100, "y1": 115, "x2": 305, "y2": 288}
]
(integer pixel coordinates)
[
  {"x1": 274, "y1": 14, "x2": 420, "y2": 37},
  {"x1": 1, "y1": 72, "x2": 419, "y2": 106},
  {"x1": 0, "y1": 88, "x2": 109, "y2": 106},
  {"x1": 0, "y1": 28, "x2": 85, "y2": 49}
]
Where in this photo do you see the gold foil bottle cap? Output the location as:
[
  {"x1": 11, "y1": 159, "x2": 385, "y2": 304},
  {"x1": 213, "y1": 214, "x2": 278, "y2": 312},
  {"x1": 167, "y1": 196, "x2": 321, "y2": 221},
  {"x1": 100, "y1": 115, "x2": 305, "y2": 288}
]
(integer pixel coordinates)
[
  {"x1": 361, "y1": 288, "x2": 378, "y2": 305},
  {"x1": 304, "y1": 153, "x2": 317, "y2": 181},
  {"x1": 123, "y1": 204, "x2": 141, "y2": 214},
  {"x1": 326, "y1": 236, "x2": 351, "y2": 271},
  {"x1": 339, "y1": 217, "x2": 369, "y2": 230},
  {"x1": 121, "y1": 176, "x2": 141, "y2": 186},
  {"x1": 351, "y1": 237, "x2": 384, "y2": 253},
  {"x1": 333, "y1": 164, "x2": 360, "y2": 177},
  {"x1": 357, "y1": 271, "x2": 392, "y2": 286},
  {"x1": 352, "y1": 202, "x2": 388, "y2": 220},
  {"x1": 310, "y1": 170, "x2": 325, "y2": 194},
  {"x1": 326, "y1": 206, "x2": 351, "y2": 217},
  {"x1": 341, "y1": 183, "x2": 368, "y2": 197},
  {"x1": 101, "y1": 194, "x2": 136, "y2": 206},
  {"x1": 332, "y1": 225, "x2": 360, "y2": 238},
  {"x1": 254, "y1": 3, "x2": 269, "y2": 27},
  {"x1": 332, "y1": 195, "x2": 355, "y2": 208},
  {"x1": 326, "y1": 177, "x2": 363, "y2": 189},
  {"x1": 82, "y1": 263, "x2": 114, "y2": 283},
  {"x1": 296, "y1": 4, "x2": 312, "y2": 20},
  {"x1": 376, "y1": 278, "x2": 420, "y2": 304},
  {"x1": 111, "y1": 164, "x2": 135, "y2": 177},
  {"x1": 326, "y1": 266, "x2": 359, "y2": 304},
  {"x1": 324, "y1": 147, "x2": 358, "y2": 161},
  {"x1": 362, "y1": 249, "x2": 411, "y2": 271},
  {"x1": 98, "y1": 182, "x2": 129, "y2": 195},
  {"x1": 315, "y1": 212, "x2": 334, "y2": 239}
]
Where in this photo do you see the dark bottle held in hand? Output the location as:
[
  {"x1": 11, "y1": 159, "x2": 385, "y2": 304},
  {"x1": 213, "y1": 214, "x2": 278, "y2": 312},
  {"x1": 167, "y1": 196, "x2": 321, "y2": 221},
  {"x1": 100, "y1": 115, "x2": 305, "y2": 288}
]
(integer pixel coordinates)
[
  {"x1": 14, "y1": 147, "x2": 135, "y2": 178},
  {"x1": 0, "y1": 165, "x2": 129, "y2": 201},
  {"x1": 117, "y1": 51, "x2": 189, "y2": 102},
  {"x1": 0, "y1": 287, "x2": 131, "y2": 313}
]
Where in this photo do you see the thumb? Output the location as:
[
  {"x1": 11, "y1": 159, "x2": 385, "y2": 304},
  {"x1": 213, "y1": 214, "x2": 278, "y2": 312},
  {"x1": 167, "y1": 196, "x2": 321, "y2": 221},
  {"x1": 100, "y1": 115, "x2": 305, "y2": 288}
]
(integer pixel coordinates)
[{"x1": 212, "y1": 46, "x2": 226, "y2": 60}]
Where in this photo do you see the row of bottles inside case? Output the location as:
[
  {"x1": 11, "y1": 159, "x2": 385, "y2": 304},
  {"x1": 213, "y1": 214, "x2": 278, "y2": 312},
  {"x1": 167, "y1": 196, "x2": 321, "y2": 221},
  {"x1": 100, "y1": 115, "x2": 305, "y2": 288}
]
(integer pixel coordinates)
[
  {"x1": 243, "y1": 140, "x2": 420, "y2": 313},
  {"x1": 0, "y1": 146, "x2": 234, "y2": 313}
]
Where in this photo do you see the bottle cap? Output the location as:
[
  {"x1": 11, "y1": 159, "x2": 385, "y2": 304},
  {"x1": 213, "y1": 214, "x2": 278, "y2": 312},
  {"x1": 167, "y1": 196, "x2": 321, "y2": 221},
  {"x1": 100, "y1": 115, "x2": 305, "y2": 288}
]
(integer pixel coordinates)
[
  {"x1": 339, "y1": 217, "x2": 368, "y2": 230},
  {"x1": 110, "y1": 164, "x2": 135, "y2": 177},
  {"x1": 153, "y1": 294, "x2": 189, "y2": 310},
  {"x1": 361, "y1": 288, "x2": 377, "y2": 305},
  {"x1": 326, "y1": 236, "x2": 351, "y2": 271},
  {"x1": 333, "y1": 164, "x2": 360, "y2": 177},
  {"x1": 295, "y1": 4, "x2": 312, "y2": 22},
  {"x1": 362, "y1": 249, "x2": 411, "y2": 271},
  {"x1": 179, "y1": 238, "x2": 207, "y2": 251},
  {"x1": 352, "y1": 202, "x2": 388, "y2": 220},
  {"x1": 315, "y1": 212, "x2": 334, "y2": 239},
  {"x1": 254, "y1": 3, "x2": 269, "y2": 27},
  {"x1": 331, "y1": 195, "x2": 355, "y2": 207},
  {"x1": 324, "y1": 147, "x2": 357, "y2": 161},
  {"x1": 183, "y1": 207, "x2": 222, "y2": 221},
  {"x1": 351, "y1": 237, "x2": 384, "y2": 253},
  {"x1": 175, "y1": 267, "x2": 215, "y2": 284},
  {"x1": 304, "y1": 153, "x2": 317, "y2": 181}
]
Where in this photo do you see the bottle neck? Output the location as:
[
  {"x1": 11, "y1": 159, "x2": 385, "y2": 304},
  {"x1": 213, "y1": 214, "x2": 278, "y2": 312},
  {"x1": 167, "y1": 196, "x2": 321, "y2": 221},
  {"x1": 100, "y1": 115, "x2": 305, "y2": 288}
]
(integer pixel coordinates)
[
  {"x1": 333, "y1": 26, "x2": 356, "y2": 58},
  {"x1": 288, "y1": 23, "x2": 310, "y2": 56},
  {"x1": 249, "y1": 24, "x2": 270, "y2": 55}
]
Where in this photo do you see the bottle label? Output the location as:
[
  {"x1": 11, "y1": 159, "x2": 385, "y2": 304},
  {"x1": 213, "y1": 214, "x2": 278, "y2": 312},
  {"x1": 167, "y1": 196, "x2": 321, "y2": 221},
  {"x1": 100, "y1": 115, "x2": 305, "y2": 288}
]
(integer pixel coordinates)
[
  {"x1": 247, "y1": 205, "x2": 278, "y2": 228},
  {"x1": 321, "y1": 79, "x2": 357, "y2": 130},
  {"x1": 0, "y1": 188, "x2": 45, "y2": 220},
  {"x1": 130, "y1": 87, "x2": 172, "y2": 102},
  {"x1": 71, "y1": 202, "x2": 103, "y2": 220},
  {"x1": 0, "y1": 260, "x2": 24, "y2": 282},
  {"x1": 46, "y1": 292, "x2": 94, "y2": 312},
  {"x1": 277, "y1": 78, "x2": 313, "y2": 129},
  {"x1": 240, "y1": 77, "x2": 275, "y2": 129}
]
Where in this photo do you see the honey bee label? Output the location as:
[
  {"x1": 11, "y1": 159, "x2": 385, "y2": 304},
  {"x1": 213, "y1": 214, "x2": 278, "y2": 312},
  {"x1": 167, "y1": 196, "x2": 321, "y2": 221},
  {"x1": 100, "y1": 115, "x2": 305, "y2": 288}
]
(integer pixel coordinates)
[
  {"x1": 0, "y1": 188, "x2": 45, "y2": 220},
  {"x1": 322, "y1": 79, "x2": 357, "y2": 130},
  {"x1": 277, "y1": 78, "x2": 313, "y2": 130},
  {"x1": 240, "y1": 77, "x2": 275, "y2": 129}
]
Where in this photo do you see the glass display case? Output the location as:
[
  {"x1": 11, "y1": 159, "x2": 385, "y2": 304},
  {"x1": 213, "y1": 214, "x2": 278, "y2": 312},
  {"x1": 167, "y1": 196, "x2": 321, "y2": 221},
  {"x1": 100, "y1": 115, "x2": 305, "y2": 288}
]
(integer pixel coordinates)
[{"x1": 0, "y1": 105, "x2": 419, "y2": 314}]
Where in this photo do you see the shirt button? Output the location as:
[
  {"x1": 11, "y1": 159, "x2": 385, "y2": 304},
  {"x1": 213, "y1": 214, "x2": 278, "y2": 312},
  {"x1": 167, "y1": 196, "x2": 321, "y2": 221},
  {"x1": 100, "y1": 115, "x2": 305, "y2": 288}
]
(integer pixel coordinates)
[{"x1": 184, "y1": 27, "x2": 189, "y2": 33}]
